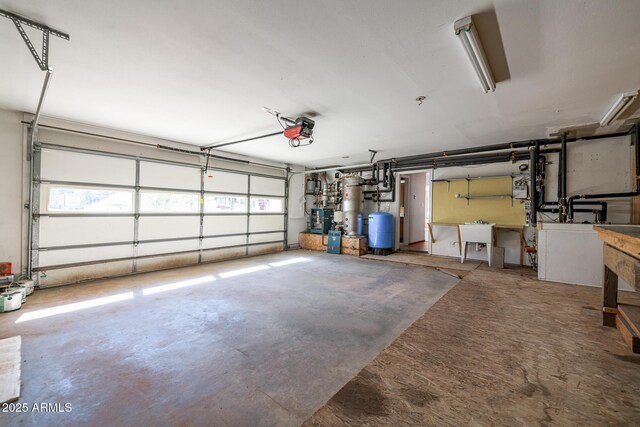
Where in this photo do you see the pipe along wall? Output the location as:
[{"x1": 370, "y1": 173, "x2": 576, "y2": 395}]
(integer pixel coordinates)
[{"x1": 308, "y1": 126, "x2": 637, "y2": 231}]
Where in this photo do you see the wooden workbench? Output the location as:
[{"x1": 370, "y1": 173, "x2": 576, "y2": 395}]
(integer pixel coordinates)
[
  {"x1": 427, "y1": 222, "x2": 526, "y2": 266},
  {"x1": 594, "y1": 226, "x2": 640, "y2": 353}
]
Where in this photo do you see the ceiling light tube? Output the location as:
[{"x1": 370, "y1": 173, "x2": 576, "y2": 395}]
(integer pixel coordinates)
[
  {"x1": 454, "y1": 16, "x2": 496, "y2": 93},
  {"x1": 600, "y1": 91, "x2": 638, "y2": 127}
]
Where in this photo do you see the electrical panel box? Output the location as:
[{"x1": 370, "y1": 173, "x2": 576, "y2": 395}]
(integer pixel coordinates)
[
  {"x1": 309, "y1": 208, "x2": 334, "y2": 234},
  {"x1": 512, "y1": 176, "x2": 529, "y2": 200}
]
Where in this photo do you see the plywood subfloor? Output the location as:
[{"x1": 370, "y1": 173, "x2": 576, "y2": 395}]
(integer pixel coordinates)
[
  {"x1": 361, "y1": 252, "x2": 480, "y2": 273},
  {"x1": 305, "y1": 266, "x2": 640, "y2": 426},
  {"x1": 399, "y1": 241, "x2": 429, "y2": 253}
]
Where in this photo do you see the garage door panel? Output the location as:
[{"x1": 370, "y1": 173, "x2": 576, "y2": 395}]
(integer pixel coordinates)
[
  {"x1": 201, "y1": 247, "x2": 246, "y2": 263},
  {"x1": 248, "y1": 243, "x2": 282, "y2": 256},
  {"x1": 39, "y1": 245, "x2": 133, "y2": 267},
  {"x1": 39, "y1": 216, "x2": 134, "y2": 247},
  {"x1": 136, "y1": 253, "x2": 199, "y2": 273},
  {"x1": 138, "y1": 216, "x2": 200, "y2": 240},
  {"x1": 34, "y1": 144, "x2": 287, "y2": 287},
  {"x1": 203, "y1": 216, "x2": 247, "y2": 235},
  {"x1": 249, "y1": 232, "x2": 284, "y2": 244},
  {"x1": 202, "y1": 235, "x2": 246, "y2": 249},
  {"x1": 140, "y1": 162, "x2": 200, "y2": 190},
  {"x1": 249, "y1": 215, "x2": 284, "y2": 233},
  {"x1": 41, "y1": 149, "x2": 135, "y2": 185},
  {"x1": 137, "y1": 239, "x2": 199, "y2": 256},
  {"x1": 251, "y1": 176, "x2": 285, "y2": 196},
  {"x1": 38, "y1": 261, "x2": 133, "y2": 288},
  {"x1": 204, "y1": 171, "x2": 248, "y2": 193}
]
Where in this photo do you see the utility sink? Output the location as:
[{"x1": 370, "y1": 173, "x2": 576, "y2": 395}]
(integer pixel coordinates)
[{"x1": 458, "y1": 223, "x2": 495, "y2": 265}]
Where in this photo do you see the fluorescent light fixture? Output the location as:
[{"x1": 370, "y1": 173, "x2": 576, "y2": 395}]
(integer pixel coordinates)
[
  {"x1": 142, "y1": 275, "x2": 215, "y2": 296},
  {"x1": 219, "y1": 264, "x2": 270, "y2": 278},
  {"x1": 600, "y1": 91, "x2": 638, "y2": 127},
  {"x1": 16, "y1": 292, "x2": 134, "y2": 323},
  {"x1": 454, "y1": 16, "x2": 496, "y2": 93}
]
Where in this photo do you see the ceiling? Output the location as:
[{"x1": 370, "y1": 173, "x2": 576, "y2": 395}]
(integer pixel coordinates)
[{"x1": 1, "y1": 0, "x2": 640, "y2": 168}]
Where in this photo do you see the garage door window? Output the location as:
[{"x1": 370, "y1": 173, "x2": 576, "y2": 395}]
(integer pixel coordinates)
[
  {"x1": 140, "y1": 191, "x2": 199, "y2": 213},
  {"x1": 250, "y1": 197, "x2": 284, "y2": 213},
  {"x1": 48, "y1": 187, "x2": 133, "y2": 212},
  {"x1": 204, "y1": 195, "x2": 247, "y2": 213}
]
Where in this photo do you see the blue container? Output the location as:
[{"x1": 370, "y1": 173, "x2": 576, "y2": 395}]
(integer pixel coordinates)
[
  {"x1": 368, "y1": 212, "x2": 394, "y2": 249},
  {"x1": 327, "y1": 230, "x2": 342, "y2": 254},
  {"x1": 357, "y1": 213, "x2": 364, "y2": 236}
]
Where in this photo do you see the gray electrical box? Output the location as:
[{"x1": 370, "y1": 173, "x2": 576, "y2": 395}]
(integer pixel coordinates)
[{"x1": 512, "y1": 176, "x2": 529, "y2": 199}]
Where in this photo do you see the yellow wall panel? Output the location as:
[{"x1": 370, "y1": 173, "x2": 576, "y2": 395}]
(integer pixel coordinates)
[{"x1": 432, "y1": 177, "x2": 525, "y2": 226}]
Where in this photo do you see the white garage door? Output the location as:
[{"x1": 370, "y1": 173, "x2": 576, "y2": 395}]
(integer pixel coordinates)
[{"x1": 32, "y1": 143, "x2": 287, "y2": 286}]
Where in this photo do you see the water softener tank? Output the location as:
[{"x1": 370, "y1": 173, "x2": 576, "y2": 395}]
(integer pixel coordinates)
[
  {"x1": 368, "y1": 212, "x2": 394, "y2": 255},
  {"x1": 342, "y1": 175, "x2": 362, "y2": 236}
]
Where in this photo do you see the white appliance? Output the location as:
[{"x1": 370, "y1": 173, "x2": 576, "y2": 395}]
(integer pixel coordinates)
[{"x1": 538, "y1": 223, "x2": 634, "y2": 290}]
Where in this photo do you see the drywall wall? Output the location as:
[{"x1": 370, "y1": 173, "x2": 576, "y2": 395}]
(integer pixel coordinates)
[
  {"x1": 0, "y1": 109, "x2": 24, "y2": 274},
  {"x1": 430, "y1": 161, "x2": 532, "y2": 265},
  {"x1": 287, "y1": 165, "x2": 307, "y2": 247},
  {"x1": 429, "y1": 134, "x2": 633, "y2": 265},
  {"x1": 540, "y1": 135, "x2": 633, "y2": 224},
  {"x1": 432, "y1": 176, "x2": 526, "y2": 225}
]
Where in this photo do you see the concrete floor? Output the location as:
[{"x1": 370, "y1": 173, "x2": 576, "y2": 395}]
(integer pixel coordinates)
[{"x1": 0, "y1": 250, "x2": 458, "y2": 426}]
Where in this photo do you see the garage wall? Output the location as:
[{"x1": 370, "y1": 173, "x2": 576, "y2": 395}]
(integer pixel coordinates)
[
  {"x1": 430, "y1": 161, "x2": 534, "y2": 265},
  {"x1": 0, "y1": 111, "x2": 306, "y2": 286},
  {"x1": 0, "y1": 109, "x2": 24, "y2": 273},
  {"x1": 430, "y1": 135, "x2": 633, "y2": 265}
]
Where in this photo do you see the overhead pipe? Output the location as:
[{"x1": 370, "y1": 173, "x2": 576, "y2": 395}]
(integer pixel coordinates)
[
  {"x1": 315, "y1": 130, "x2": 632, "y2": 175},
  {"x1": 375, "y1": 131, "x2": 630, "y2": 166},
  {"x1": 539, "y1": 207, "x2": 605, "y2": 223},
  {"x1": 363, "y1": 161, "x2": 394, "y2": 196},
  {"x1": 381, "y1": 139, "x2": 546, "y2": 164},
  {"x1": 568, "y1": 192, "x2": 638, "y2": 221},
  {"x1": 530, "y1": 143, "x2": 539, "y2": 226},
  {"x1": 558, "y1": 133, "x2": 567, "y2": 222},
  {"x1": 392, "y1": 151, "x2": 531, "y2": 171}
]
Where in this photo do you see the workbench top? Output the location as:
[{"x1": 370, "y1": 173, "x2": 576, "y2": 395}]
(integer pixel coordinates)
[{"x1": 594, "y1": 225, "x2": 640, "y2": 259}]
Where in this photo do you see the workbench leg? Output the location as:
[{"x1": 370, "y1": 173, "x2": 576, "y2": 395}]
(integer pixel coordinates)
[
  {"x1": 457, "y1": 226, "x2": 462, "y2": 256},
  {"x1": 603, "y1": 265, "x2": 618, "y2": 327}
]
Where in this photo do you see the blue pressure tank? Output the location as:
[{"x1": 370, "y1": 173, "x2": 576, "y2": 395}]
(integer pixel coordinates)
[{"x1": 368, "y1": 212, "x2": 394, "y2": 255}]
